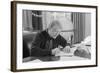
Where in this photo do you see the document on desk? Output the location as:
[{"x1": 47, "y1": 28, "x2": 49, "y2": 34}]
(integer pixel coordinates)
[
  {"x1": 55, "y1": 51, "x2": 73, "y2": 57},
  {"x1": 55, "y1": 51, "x2": 87, "y2": 61}
]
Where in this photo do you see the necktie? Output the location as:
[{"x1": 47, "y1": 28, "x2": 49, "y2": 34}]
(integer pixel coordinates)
[{"x1": 49, "y1": 39, "x2": 53, "y2": 50}]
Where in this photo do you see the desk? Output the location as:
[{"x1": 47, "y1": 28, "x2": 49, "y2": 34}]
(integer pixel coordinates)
[
  {"x1": 23, "y1": 44, "x2": 90, "y2": 63},
  {"x1": 23, "y1": 55, "x2": 88, "y2": 63}
]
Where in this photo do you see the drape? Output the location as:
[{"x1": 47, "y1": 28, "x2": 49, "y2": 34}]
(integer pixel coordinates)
[
  {"x1": 72, "y1": 13, "x2": 85, "y2": 43},
  {"x1": 32, "y1": 11, "x2": 42, "y2": 31},
  {"x1": 22, "y1": 10, "x2": 33, "y2": 31},
  {"x1": 23, "y1": 10, "x2": 42, "y2": 31}
]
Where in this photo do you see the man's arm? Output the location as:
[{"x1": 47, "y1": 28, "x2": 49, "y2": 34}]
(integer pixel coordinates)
[
  {"x1": 57, "y1": 35, "x2": 70, "y2": 48},
  {"x1": 31, "y1": 33, "x2": 51, "y2": 57},
  {"x1": 57, "y1": 35, "x2": 71, "y2": 53}
]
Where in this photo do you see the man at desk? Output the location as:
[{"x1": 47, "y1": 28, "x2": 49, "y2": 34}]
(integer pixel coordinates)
[{"x1": 31, "y1": 20, "x2": 70, "y2": 57}]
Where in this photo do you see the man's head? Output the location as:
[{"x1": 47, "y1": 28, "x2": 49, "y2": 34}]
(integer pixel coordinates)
[{"x1": 48, "y1": 20, "x2": 62, "y2": 38}]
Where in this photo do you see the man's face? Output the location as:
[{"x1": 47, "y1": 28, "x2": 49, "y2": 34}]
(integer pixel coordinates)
[{"x1": 49, "y1": 25, "x2": 61, "y2": 38}]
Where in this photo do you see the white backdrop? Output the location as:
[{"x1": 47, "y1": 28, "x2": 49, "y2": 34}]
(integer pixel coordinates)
[{"x1": 0, "y1": 0, "x2": 99, "y2": 73}]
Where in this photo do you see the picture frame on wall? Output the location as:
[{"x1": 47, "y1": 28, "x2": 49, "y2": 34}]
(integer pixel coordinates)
[{"x1": 11, "y1": 1, "x2": 98, "y2": 72}]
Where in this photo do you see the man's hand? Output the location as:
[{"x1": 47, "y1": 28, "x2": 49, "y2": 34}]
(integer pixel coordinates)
[
  {"x1": 62, "y1": 46, "x2": 71, "y2": 53},
  {"x1": 52, "y1": 48, "x2": 60, "y2": 55}
]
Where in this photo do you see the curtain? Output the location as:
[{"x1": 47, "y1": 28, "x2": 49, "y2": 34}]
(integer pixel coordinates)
[
  {"x1": 32, "y1": 11, "x2": 42, "y2": 31},
  {"x1": 22, "y1": 10, "x2": 33, "y2": 31},
  {"x1": 72, "y1": 13, "x2": 85, "y2": 43}
]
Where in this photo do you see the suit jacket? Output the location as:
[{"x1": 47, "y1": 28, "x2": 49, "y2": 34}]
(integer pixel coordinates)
[{"x1": 31, "y1": 30, "x2": 68, "y2": 57}]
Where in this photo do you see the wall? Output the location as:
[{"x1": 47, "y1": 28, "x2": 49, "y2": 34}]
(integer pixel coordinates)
[
  {"x1": 0, "y1": 0, "x2": 99, "y2": 73},
  {"x1": 85, "y1": 14, "x2": 91, "y2": 38},
  {"x1": 42, "y1": 12, "x2": 73, "y2": 31}
]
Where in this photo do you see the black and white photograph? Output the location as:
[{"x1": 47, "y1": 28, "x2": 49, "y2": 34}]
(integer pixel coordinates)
[
  {"x1": 23, "y1": 10, "x2": 91, "y2": 62},
  {"x1": 11, "y1": 1, "x2": 97, "y2": 72}
]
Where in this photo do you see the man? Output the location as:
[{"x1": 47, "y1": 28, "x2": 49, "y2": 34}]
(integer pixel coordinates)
[{"x1": 31, "y1": 20, "x2": 70, "y2": 57}]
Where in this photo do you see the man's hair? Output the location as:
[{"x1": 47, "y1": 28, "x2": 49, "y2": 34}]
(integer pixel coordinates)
[{"x1": 48, "y1": 20, "x2": 62, "y2": 30}]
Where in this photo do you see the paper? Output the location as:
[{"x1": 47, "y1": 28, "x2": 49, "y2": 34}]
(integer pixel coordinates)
[{"x1": 55, "y1": 51, "x2": 73, "y2": 57}]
